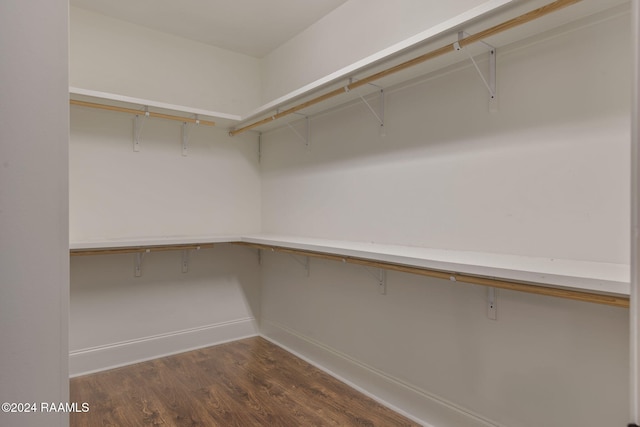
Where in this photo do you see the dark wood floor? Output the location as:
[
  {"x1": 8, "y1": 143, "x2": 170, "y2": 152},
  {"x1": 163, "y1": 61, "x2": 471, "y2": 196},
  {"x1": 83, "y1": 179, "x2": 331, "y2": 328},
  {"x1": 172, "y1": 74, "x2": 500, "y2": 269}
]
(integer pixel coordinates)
[{"x1": 70, "y1": 337, "x2": 420, "y2": 426}]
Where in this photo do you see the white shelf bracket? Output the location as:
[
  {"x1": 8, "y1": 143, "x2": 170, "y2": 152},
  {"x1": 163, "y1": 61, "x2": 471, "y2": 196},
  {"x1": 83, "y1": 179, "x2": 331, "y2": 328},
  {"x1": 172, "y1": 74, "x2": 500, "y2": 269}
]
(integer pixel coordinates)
[
  {"x1": 181, "y1": 246, "x2": 202, "y2": 273},
  {"x1": 363, "y1": 267, "x2": 387, "y2": 295},
  {"x1": 456, "y1": 32, "x2": 498, "y2": 112},
  {"x1": 488, "y1": 48, "x2": 497, "y2": 112},
  {"x1": 134, "y1": 249, "x2": 150, "y2": 277},
  {"x1": 181, "y1": 249, "x2": 189, "y2": 273},
  {"x1": 357, "y1": 89, "x2": 386, "y2": 136},
  {"x1": 349, "y1": 78, "x2": 386, "y2": 136},
  {"x1": 288, "y1": 254, "x2": 310, "y2": 276},
  {"x1": 488, "y1": 287, "x2": 498, "y2": 320},
  {"x1": 181, "y1": 115, "x2": 199, "y2": 157},
  {"x1": 286, "y1": 114, "x2": 310, "y2": 149},
  {"x1": 133, "y1": 108, "x2": 149, "y2": 152}
]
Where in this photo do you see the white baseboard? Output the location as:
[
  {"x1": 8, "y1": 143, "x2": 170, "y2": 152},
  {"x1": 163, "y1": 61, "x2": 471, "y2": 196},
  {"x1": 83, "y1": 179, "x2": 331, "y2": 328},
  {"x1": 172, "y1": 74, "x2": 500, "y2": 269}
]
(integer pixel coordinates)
[
  {"x1": 260, "y1": 319, "x2": 503, "y2": 427},
  {"x1": 69, "y1": 317, "x2": 258, "y2": 377}
]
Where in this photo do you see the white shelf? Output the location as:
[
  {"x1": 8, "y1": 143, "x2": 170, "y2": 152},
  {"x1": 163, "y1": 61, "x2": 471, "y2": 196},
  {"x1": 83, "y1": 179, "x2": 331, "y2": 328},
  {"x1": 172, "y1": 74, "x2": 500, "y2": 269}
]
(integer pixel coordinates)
[
  {"x1": 70, "y1": 233, "x2": 630, "y2": 296},
  {"x1": 70, "y1": 235, "x2": 241, "y2": 250},
  {"x1": 241, "y1": 234, "x2": 630, "y2": 297},
  {"x1": 238, "y1": 0, "x2": 516, "y2": 124},
  {"x1": 69, "y1": 87, "x2": 242, "y2": 129},
  {"x1": 231, "y1": 0, "x2": 629, "y2": 134},
  {"x1": 70, "y1": 0, "x2": 628, "y2": 135}
]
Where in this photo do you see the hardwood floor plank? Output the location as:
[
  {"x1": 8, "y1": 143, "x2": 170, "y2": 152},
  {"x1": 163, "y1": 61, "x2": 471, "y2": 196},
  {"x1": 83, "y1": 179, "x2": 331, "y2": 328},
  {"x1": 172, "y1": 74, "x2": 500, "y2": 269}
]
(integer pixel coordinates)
[{"x1": 70, "y1": 337, "x2": 420, "y2": 427}]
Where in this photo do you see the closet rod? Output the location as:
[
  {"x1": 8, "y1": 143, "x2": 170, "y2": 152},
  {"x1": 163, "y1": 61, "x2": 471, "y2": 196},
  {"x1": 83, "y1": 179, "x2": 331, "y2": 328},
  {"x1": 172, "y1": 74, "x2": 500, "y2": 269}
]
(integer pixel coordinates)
[
  {"x1": 229, "y1": 0, "x2": 580, "y2": 136},
  {"x1": 70, "y1": 243, "x2": 215, "y2": 256},
  {"x1": 70, "y1": 100, "x2": 216, "y2": 126},
  {"x1": 234, "y1": 242, "x2": 629, "y2": 308}
]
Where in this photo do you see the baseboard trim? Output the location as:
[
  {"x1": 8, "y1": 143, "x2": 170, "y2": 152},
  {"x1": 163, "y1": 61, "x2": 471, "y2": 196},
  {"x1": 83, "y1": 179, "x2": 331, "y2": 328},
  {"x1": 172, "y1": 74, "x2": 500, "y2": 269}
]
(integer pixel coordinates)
[
  {"x1": 69, "y1": 317, "x2": 258, "y2": 377},
  {"x1": 260, "y1": 319, "x2": 503, "y2": 427}
]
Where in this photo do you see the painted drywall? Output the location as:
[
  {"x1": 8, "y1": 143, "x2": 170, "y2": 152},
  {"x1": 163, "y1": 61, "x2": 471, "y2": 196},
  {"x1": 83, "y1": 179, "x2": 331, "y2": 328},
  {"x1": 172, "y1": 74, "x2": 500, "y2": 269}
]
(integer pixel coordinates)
[
  {"x1": 70, "y1": 244, "x2": 260, "y2": 376},
  {"x1": 69, "y1": 106, "x2": 261, "y2": 243},
  {"x1": 69, "y1": 7, "x2": 261, "y2": 115},
  {"x1": 0, "y1": 1, "x2": 69, "y2": 426},
  {"x1": 259, "y1": 11, "x2": 631, "y2": 427},
  {"x1": 260, "y1": 0, "x2": 495, "y2": 103},
  {"x1": 260, "y1": 253, "x2": 629, "y2": 427},
  {"x1": 69, "y1": 105, "x2": 262, "y2": 374},
  {"x1": 261, "y1": 11, "x2": 630, "y2": 265}
]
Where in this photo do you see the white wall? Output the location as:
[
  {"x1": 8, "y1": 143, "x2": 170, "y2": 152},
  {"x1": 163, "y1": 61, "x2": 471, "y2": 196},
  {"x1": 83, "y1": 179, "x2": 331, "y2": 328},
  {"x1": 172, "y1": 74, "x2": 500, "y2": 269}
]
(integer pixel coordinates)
[
  {"x1": 69, "y1": 80, "x2": 263, "y2": 374},
  {"x1": 69, "y1": 106, "x2": 261, "y2": 243},
  {"x1": 0, "y1": 1, "x2": 69, "y2": 426},
  {"x1": 259, "y1": 11, "x2": 631, "y2": 427},
  {"x1": 70, "y1": 244, "x2": 260, "y2": 376},
  {"x1": 260, "y1": 253, "x2": 629, "y2": 427},
  {"x1": 70, "y1": 7, "x2": 262, "y2": 115},
  {"x1": 260, "y1": 0, "x2": 492, "y2": 103}
]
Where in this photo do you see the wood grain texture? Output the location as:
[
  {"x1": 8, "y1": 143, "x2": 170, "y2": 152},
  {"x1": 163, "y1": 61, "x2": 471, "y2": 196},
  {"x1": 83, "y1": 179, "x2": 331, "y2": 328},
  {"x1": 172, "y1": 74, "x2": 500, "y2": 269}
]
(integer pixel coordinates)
[
  {"x1": 70, "y1": 243, "x2": 216, "y2": 257},
  {"x1": 70, "y1": 100, "x2": 216, "y2": 126},
  {"x1": 70, "y1": 337, "x2": 419, "y2": 427}
]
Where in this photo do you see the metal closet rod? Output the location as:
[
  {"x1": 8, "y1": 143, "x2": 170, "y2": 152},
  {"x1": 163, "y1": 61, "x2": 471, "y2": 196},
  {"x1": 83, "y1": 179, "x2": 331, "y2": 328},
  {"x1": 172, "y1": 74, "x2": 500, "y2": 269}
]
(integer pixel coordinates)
[
  {"x1": 70, "y1": 99, "x2": 216, "y2": 127},
  {"x1": 234, "y1": 242, "x2": 629, "y2": 308},
  {"x1": 229, "y1": 0, "x2": 581, "y2": 136}
]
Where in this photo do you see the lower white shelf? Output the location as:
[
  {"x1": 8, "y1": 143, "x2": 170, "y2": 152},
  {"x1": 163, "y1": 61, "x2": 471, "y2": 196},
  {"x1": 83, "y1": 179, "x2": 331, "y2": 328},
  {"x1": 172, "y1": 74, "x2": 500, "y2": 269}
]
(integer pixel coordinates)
[
  {"x1": 69, "y1": 233, "x2": 631, "y2": 306},
  {"x1": 241, "y1": 234, "x2": 630, "y2": 297},
  {"x1": 70, "y1": 235, "x2": 242, "y2": 251}
]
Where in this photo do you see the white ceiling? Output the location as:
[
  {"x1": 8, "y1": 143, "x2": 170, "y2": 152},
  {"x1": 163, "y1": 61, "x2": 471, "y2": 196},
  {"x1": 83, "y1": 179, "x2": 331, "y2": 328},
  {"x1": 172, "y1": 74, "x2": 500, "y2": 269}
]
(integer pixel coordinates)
[{"x1": 70, "y1": 0, "x2": 348, "y2": 58}]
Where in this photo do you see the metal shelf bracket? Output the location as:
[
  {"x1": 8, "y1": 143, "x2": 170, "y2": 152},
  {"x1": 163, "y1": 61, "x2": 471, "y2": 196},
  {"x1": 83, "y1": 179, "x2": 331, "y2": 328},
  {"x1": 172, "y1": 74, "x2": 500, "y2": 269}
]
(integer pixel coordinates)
[
  {"x1": 364, "y1": 267, "x2": 387, "y2": 295},
  {"x1": 181, "y1": 246, "x2": 201, "y2": 273},
  {"x1": 286, "y1": 113, "x2": 310, "y2": 149},
  {"x1": 349, "y1": 79, "x2": 386, "y2": 136},
  {"x1": 455, "y1": 31, "x2": 497, "y2": 112},
  {"x1": 181, "y1": 115, "x2": 199, "y2": 157},
  {"x1": 358, "y1": 88, "x2": 385, "y2": 136},
  {"x1": 181, "y1": 249, "x2": 190, "y2": 273},
  {"x1": 134, "y1": 249, "x2": 150, "y2": 277},
  {"x1": 289, "y1": 254, "x2": 310, "y2": 276},
  {"x1": 133, "y1": 107, "x2": 149, "y2": 152},
  {"x1": 488, "y1": 287, "x2": 498, "y2": 320}
]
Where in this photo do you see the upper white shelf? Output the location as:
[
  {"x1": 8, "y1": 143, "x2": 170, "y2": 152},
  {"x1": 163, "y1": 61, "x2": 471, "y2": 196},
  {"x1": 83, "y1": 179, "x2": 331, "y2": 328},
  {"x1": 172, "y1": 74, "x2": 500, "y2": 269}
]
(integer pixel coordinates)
[
  {"x1": 69, "y1": 234, "x2": 241, "y2": 250},
  {"x1": 69, "y1": 1, "x2": 629, "y2": 136},
  {"x1": 69, "y1": 87, "x2": 242, "y2": 129},
  {"x1": 230, "y1": 0, "x2": 629, "y2": 134}
]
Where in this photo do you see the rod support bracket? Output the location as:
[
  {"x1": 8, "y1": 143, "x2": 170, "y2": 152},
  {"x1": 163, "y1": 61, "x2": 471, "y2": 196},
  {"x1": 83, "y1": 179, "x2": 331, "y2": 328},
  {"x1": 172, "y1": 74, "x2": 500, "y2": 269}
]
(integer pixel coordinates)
[
  {"x1": 488, "y1": 287, "x2": 498, "y2": 320},
  {"x1": 364, "y1": 267, "x2": 387, "y2": 295},
  {"x1": 134, "y1": 249, "x2": 150, "y2": 277},
  {"x1": 286, "y1": 115, "x2": 310, "y2": 149},
  {"x1": 289, "y1": 254, "x2": 310, "y2": 276},
  {"x1": 181, "y1": 249, "x2": 189, "y2": 273},
  {"x1": 133, "y1": 107, "x2": 149, "y2": 152},
  {"x1": 181, "y1": 246, "x2": 200, "y2": 273},
  {"x1": 457, "y1": 31, "x2": 497, "y2": 111}
]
